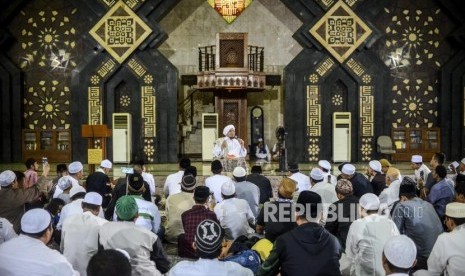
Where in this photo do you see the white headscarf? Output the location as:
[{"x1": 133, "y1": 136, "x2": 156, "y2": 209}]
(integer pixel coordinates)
[{"x1": 223, "y1": 125, "x2": 235, "y2": 136}]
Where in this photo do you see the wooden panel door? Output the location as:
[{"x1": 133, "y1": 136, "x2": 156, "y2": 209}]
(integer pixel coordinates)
[{"x1": 215, "y1": 91, "x2": 248, "y2": 147}]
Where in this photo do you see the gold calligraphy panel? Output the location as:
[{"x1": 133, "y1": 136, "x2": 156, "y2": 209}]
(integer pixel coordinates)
[
  {"x1": 207, "y1": 0, "x2": 253, "y2": 24},
  {"x1": 142, "y1": 84, "x2": 156, "y2": 137},
  {"x1": 89, "y1": 1, "x2": 152, "y2": 63},
  {"x1": 88, "y1": 87, "x2": 102, "y2": 125},
  {"x1": 360, "y1": 86, "x2": 374, "y2": 136},
  {"x1": 310, "y1": 1, "x2": 372, "y2": 63},
  {"x1": 307, "y1": 85, "x2": 321, "y2": 136}
]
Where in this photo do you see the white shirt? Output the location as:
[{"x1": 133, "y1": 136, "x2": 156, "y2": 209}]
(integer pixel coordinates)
[
  {"x1": 142, "y1": 171, "x2": 156, "y2": 196},
  {"x1": 415, "y1": 164, "x2": 431, "y2": 184},
  {"x1": 0, "y1": 217, "x2": 17, "y2": 245},
  {"x1": 255, "y1": 144, "x2": 270, "y2": 161},
  {"x1": 205, "y1": 174, "x2": 231, "y2": 203},
  {"x1": 289, "y1": 172, "x2": 311, "y2": 193},
  {"x1": 346, "y1": 214, "x2": 400, "y2": 276},
  {"x1": 53, "y1": 176, "x2": 80, "y2": 198},
  {"x1": 61, "y1": 211, "x2": 108, "y2": 276},
  {"x1": 113, "y1": 197, "x2": 161, "y2": 234},
  {"x1": 214, "y1": 198, "x2": 255, "y2": 240},
  {"x1": 100, "y1": 221, "x2": 162, "y2": 276},
  {"x1": 168, "y1": 258, "x2": 254, "y2": 276},
  {"x1": 427, "y1": 224, "x2": 465, "y2": 276},
  {"x1": 0, "y1": 235, "x2": 79, "y2": 276},
  {"x1": 213, "y1": 137, "x2": 247, "y2": 158},
  {"x1": 322, "y1": 171, "x2": 337, "y2": 187},
  {"x1": 164, "y1": 171, "x2": 184, "y2": 197},
  {"x1": 57, "y1": 199, "x2": 104, "y2": 230},
  {"x1": 379, "y1": 179, "x2": 402, "y2": 212},
  {"x1": 310, "y1": 181, "x2": 338, "y2": 223}
]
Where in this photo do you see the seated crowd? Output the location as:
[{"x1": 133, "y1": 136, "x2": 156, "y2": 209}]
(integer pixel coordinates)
[{"x1": 0, "y1": 154, "x2": 465, "y2": 275}]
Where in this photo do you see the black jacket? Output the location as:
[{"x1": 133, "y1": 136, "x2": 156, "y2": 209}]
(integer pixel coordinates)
[
  {"x1": 258, "y1": 222, "x2": 342, "y2": 276},
  {"x1": 246, "y1": 173, "x2": 273, "y2": 204},
  {"x1": 325, "y1": 195, "x2": 360, "y2": 250},
  {"x1": 370, "y1": 173, "x2": 387, "y2": 196},
  {"x1": 349, "y1": 173, "x2": 373, "y2": 198}
]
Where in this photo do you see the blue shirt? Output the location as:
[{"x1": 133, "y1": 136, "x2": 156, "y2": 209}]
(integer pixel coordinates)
[{"x1": 427, "y1": 179, "x2": 455, "y2": 218}]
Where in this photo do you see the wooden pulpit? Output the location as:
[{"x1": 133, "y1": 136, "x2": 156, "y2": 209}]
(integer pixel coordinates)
[{"x1": 82, "y1": 125, "x2": 112, "y2": 173}]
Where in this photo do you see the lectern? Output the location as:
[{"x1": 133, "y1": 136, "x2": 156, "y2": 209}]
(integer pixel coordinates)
[{"x1": 82, "y1": 125, "x2": 112, "y2": 173}]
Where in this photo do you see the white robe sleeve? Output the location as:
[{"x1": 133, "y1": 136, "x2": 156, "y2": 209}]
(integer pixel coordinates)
[{"x1": 427, "y1": 235, "x2": 447, "y2": 276}]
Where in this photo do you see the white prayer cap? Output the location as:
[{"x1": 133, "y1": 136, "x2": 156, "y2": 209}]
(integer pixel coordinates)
[
  {"x1": 359, "y1": 193, "x2": 380, "y2": 210},
  {"x1": 461, "y1": 158, "x2": 465, "y2": 165},
  {"x1": 57, "y1": 176, "x2": 73, "y2": 190},
  {"x1": 69, "y1": 161, "x2": 83, "y2": 174},
  {"x1": 221, "y1": 180, "x2": 236, "y2": 196},
  {"x1": 83, "y1": 192, "x2": 103, "y2": 206},
  {"x1": 369, "y1": 160, "x2": 382, "y2": 172},
  {"x1": 445, "y1": 202, "x2": 465, "y2": 218},
  {"x1": 341, "y1": 164, "x2": 356, "y2": 175},
  {"x1": 233, "y1": 167, "x2": 246, "y2": 178},
  {"x1": 310, "y1": 168, "x2": 324, "y2": 181},
  {"x1": 21, "y1": 208, "x2": 51, "y2": 234},
  {"x1": 318, "y1": 160, "x2": 331, "y2": 171},
  {"x1": 383, "y1": 235, "x2": 417, "y2": 269},
  {"x1": 222, "y1": 124, "x2": 235, "y2": 136},
  {"x1": 100, "y1": 159, "x2": 112, "y2": 169},
  {"x1": 411, "y1": 155, "x2": 422, "y2": 163},
  {"x1": 0, "y1": 170, "x2": 16, "y2": 187},
  {"x1": 70, "y1": 185, "x2": 86, "y2": 198}
]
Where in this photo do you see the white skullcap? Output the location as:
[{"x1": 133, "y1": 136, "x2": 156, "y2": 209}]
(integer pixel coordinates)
[
  {"x1": 0, "y1": 170, "x2": 16, "y2": 187},
  {"x1": 445, "y1": 202, "x2": 465, "y2": 218},
  {"x1": 411, "y1": 155, "x2": 422, "y2": 163},
  {"x1": 21, "y1": 208, "x2": 51, "y2": 234},
  {"x1": 359, "y1": 193, "x2": 380, "y2": 210},
  {"x1": 258, "y1": 138, "x2": 263, "y2": 142},
  {"x1": 221, "y1": 180, "x2": 236, "y2": 196},
  {"x1": 342, "y1": 164, "x2": 356, "y2": 175},
  {"x1": 100, "y1": 159, "x2": 112, "y2": 169},
  {"x1": 233, "y1": 167, "x2": 246, "y2": 178},
  {"x1": 57, "y1": 176, "x2": 73, "y2": 190},
  {"x1": 69, "y1": 161, "x2": 83, "y2": 174},
  {"x1": 383, "y1": 235, "x2": 417, "y2": 269},
  {"x1": 310, "y1": 168, "x2": 324, "y2": 181},
  {"x1": 70, "y1": 185, "x2": 86, "y2": 198},
  {"x1": 83, "y1": 192, "x2": 103, "y2": 206},
  {"x1": 461, "y1": 158, "x2": 465, "y2": 165},
  {"x1": 369, "y1": 160, "x2": 382, "y2": 172},
  {"x1": 318, "y1": 160, "x2": 331, "y2": 171},
  {"x1": 222, "y1": 124, "x2": 235, "y2": 136}
]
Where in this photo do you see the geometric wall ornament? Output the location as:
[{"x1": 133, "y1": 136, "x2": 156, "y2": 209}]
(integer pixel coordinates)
[
  {"x1": 207, "y1": 0, "x2": 253, "y2": 24},
  {"x1": 310, "y1": 0, "x2": 372, "y2": 63},
  {"x1": 89, "y1": 1, "x2": 152, "y2": 63}
]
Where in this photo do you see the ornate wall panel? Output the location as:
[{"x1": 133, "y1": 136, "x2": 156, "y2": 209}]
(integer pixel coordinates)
[
  {"x1": 1, "y1": 0, "x2": 180, "y2": 163},
  {"x1": 6, "y1": 0, "x2": 87, "y2": 130},
  {"x1": 283, "y1": 0, "x2": 388, "y2": 162},
  {"x1": 283, "y1": 0, "x2": 461, "y2": 162},
  {"x1": 372, "y1": 0, "x2": 455, "y2": 129}
]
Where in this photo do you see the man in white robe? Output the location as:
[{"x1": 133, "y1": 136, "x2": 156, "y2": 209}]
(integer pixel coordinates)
[
  {"x1": 0, "y1": 209, "x2": 79, "y2": 275},
  {"x1": 61, "y1": 192, "x2": 108, "y2": 276},
  {"x1": 346, "y1": 193, "x2": 399, "y2": 276},
  {"x1": 213, "y1": 124, "x2": 247, "y2": 159}
]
